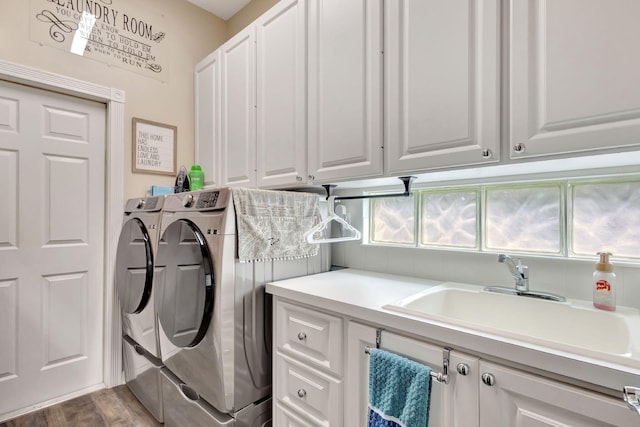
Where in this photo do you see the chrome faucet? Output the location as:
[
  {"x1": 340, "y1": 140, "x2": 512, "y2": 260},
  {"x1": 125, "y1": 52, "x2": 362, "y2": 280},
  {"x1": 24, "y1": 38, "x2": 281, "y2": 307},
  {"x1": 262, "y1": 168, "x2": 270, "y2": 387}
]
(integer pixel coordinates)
[
  {"x1": 485, "y1": 254, "x2": 566, "y2": 302},
  {"x1": 498, "y1": 254, "x2": 529, "y2": 292}
]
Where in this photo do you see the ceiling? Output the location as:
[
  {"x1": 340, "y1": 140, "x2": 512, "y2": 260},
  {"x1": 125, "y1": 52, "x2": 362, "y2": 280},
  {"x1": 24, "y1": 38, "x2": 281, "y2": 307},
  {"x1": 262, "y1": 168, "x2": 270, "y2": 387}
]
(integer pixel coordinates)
[{"x1": 185, "y1": 0, "x2": 252, "y2": 20}]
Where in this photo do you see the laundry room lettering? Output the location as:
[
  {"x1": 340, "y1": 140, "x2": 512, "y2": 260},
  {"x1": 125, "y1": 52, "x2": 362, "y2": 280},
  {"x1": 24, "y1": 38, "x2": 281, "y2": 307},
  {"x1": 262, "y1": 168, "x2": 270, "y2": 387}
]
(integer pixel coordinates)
[{"x1": 30, "y1": 0, "x2": 168, "y2": 80}]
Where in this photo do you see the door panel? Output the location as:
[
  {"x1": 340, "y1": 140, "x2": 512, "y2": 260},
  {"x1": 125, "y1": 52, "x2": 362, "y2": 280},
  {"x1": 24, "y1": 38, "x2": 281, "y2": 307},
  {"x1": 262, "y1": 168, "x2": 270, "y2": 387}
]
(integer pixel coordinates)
[
  {"x1": 509, "y1": 0, "x2": 640, "y2": 158},
  {"x1": 0, "y1": 80, "x2": 105, "y2": 418}
]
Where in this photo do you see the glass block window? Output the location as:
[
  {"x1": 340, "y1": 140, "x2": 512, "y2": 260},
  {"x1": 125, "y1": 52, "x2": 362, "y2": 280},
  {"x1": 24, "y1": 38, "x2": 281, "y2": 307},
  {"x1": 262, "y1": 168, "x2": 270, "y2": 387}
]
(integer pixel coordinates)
[
  {"x1": 485, "y1": 185, "x2": 562, "y2": 254},
  {"x1": 571, "y1": 181, "x2": 640, "y2": 258},
  {"x1": 367, "y1": 177, "x2": 640, "y2": 261},
  {"x1": 370, "y1": 196, "x2": 415, "y2": 244},
  {"x1": 421, "y1": 190, "x2": 478, "y2": 248}
]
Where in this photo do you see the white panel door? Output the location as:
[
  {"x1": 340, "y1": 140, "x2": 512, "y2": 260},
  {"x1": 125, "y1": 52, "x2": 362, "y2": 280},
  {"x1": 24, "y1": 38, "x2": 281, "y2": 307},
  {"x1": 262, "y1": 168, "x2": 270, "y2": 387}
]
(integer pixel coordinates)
[
  {"x1": 307, "y1": 0, "x2": 383, "y2": 182},
  {"x1": 221, "y1": 27, "x2": 257, "y2": 188},
  {"x1": 0, "y1": 80, "x2": 105, "y2": 418},
  {"x1": 256, "y1": 0, "x2": 307, "y2": 189},
  {"x1": 195, "y1": 50, "x2": 221, "y2": 188},
  {"x1": 509, "y1": 0, "x2": 640, "y2": 159},
  {"x1": 479, "y1": 361, "x2": 638, "y2": 426},
  {"x1": 346, "y1": 323, "x2": 480, "y2": 427},
  {"x1": 385, "y1": 0, "x2": 500, "y2": 173}
]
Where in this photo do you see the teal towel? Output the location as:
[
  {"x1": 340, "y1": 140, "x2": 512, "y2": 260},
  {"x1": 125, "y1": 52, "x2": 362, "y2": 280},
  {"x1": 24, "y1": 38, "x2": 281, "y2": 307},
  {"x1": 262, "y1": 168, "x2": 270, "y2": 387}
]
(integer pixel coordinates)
[{"x1": 368, "y1": 348, "x2": 432, "y2": 427}]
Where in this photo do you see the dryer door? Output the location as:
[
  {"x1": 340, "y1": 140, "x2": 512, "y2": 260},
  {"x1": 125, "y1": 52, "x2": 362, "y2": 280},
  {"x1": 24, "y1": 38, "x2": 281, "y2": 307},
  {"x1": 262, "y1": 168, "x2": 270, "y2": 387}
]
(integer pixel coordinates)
[
  {"x1": 155, "y1": 219, "x2": 215, "y2": 348},
  {"x1": 116, "y1": 217, "x2": 154, "y2": 314}
]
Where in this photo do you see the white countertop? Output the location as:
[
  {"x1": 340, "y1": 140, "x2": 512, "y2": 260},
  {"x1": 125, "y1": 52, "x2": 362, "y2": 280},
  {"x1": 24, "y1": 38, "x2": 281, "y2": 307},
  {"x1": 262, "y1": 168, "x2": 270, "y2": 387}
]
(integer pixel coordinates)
[{"x1": 267, "y1": 268, "x2": 640, "y2": 397}]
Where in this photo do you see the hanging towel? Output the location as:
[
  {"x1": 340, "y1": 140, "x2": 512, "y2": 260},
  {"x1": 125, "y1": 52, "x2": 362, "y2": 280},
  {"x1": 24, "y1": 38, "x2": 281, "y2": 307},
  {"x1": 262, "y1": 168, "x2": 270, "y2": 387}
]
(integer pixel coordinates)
[
  {"x1": 231, "y1": 188, "x2": 321, "y2": 262},
  {"x1": 368, "y1": 348, "x2": 433, "y2": 427}
]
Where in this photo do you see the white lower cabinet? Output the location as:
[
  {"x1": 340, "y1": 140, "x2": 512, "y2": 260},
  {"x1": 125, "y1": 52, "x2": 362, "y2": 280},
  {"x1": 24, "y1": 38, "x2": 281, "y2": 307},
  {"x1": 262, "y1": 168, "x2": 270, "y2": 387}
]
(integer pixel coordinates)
[
  {"x1": 346, "y1": 322, "x2": 479, "y2": 427},
  {"x1": 479, "y1": 361, "x2": 638, "y2": 427},
  {"x1": 273, "y1": 299, "x2": 343, "y2": 426},
  {"x1": 272, "y1": 299, "x2": 637, "y2": 426}
]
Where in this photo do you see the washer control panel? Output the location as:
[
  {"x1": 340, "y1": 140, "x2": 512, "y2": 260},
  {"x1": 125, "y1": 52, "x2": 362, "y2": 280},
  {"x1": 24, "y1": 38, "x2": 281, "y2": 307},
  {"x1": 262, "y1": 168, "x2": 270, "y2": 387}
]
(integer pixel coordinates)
[{"x1": 195, "y1": 191, "x2": 220, "y2": 209}]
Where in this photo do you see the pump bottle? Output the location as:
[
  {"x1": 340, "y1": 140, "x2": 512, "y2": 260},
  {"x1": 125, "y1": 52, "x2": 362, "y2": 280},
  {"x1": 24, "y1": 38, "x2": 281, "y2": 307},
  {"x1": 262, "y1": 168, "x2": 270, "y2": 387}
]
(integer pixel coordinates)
[{"x1": 593, "y1": 252, "x2": 616, "y2": 311}]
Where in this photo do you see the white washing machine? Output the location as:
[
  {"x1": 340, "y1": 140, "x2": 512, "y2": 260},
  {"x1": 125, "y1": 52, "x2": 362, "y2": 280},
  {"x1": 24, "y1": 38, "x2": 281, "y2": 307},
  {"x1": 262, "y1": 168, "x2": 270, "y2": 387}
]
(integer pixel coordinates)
[
  {"x1": 155, "y1": 189, "x2": 326, "y2": 427},
  {"x1": 115, "y1": 196, "x2": 166, "y2": 422}
]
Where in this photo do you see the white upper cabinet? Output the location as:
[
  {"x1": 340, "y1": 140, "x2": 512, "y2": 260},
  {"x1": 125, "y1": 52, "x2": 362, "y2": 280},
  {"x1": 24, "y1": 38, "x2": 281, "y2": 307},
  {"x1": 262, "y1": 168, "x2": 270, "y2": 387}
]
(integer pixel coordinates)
[
  {"x1": 220, "y1": 27, "x2": 257, "y2": 188},
  {"x1": 509, "y1": 0, "x2": 640, "y2": 159},
  {"x1": 195, "y1": 51, "x2": 221, "y2": 188},
  {"x1": 307, "y1": 0, "x2": 383, "y2": 182},
  {"x1": 385, "y1": 0, "x2": 500, "y2": 174},
  {"x1": 256, "y1": 0, "x2": 308, "y2": 188}
]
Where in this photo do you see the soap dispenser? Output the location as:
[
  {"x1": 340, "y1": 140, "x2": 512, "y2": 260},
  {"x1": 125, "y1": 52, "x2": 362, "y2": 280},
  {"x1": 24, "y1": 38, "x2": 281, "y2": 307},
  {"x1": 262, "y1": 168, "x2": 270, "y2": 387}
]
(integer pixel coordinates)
[{"x1": 593, "y1": 252, "x2": 616, "y2": 311}]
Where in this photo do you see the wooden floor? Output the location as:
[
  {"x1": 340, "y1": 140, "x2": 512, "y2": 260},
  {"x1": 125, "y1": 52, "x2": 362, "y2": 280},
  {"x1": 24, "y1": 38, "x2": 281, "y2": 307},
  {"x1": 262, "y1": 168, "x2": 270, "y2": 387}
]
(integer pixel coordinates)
[{"x1": 0, "y1": 386, "x2": 162, "y2": 427}]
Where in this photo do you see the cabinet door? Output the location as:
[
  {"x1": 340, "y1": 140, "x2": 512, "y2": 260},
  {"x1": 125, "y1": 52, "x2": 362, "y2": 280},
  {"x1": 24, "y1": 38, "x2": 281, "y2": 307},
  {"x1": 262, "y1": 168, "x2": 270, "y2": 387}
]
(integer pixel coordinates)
[
  {"x1": 195, "y1": 51, "x2": 221, "y2": 188},
  {"x1": 220, "y1": 27, "x2": 256, "y2": 188},
  {"x1": 385, "y1": 0, "x2": 500, "y2": 173},
  {"x1": 256, "y1": 0, "x2": 308, "y2": 188},
  {"x1": 509, "y1": 0, "x2": 640, "y2": 159},
  {"x1": 346, "y1": 323, "x2": 480, "y2": 427},
  {"x1": 307, "y1": 0, "x2": 383, "y2": 182},
  {"x1": 479, "y1": 361, "x2": 639, "y2": 427}
]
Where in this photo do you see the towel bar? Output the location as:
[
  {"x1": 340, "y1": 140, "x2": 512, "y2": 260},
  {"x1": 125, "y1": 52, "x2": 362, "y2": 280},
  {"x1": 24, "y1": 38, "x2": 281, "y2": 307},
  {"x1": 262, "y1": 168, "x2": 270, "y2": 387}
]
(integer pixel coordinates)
[{"x1": 364, "y1": 346, "x2": 449, "y2": 384}]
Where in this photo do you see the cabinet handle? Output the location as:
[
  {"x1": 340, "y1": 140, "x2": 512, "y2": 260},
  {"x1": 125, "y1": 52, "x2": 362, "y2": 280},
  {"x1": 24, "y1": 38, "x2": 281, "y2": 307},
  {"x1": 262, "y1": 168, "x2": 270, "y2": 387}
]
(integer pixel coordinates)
[
  {"x1": 297, "y1": 332, "x2": 307, "y2": 341},
  {"x1": 296, "y1": 175, "x2": 303, "y2": 182},
  {"x1": 308, "y1": 175, "x2": 315, "y2": 181},
  {"x1": 481, "y1": 373, "x2": 496, "y2": 386},
  {"x1": 482, "y1": 149, "x2": 493, "y2": 159},
  {"x1": 297, "y1": 389, "x2": 307, "y2": 398},
  {"x1": 513, "y1": 143, "x2": 526, "y2": 153},
  {"x1": 623, "y1": 386, "x2": 640, "y2": 415},
  {"x1": 457, "y1": 363, "x2": 470, "y2": 376}
]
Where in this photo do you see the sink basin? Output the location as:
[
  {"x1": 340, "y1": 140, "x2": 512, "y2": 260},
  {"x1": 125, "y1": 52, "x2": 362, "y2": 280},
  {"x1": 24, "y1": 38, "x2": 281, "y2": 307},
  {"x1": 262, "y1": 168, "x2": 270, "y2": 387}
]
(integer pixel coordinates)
[{"x1": 384, "y1": 283, "x2": 640, "y2": 360}]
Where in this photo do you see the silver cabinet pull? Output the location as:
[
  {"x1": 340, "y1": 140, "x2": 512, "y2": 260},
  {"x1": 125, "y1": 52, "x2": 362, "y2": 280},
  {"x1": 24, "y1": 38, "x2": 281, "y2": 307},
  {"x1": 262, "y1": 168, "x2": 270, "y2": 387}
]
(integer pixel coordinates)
[
  {"x1": 481, "y1": 373, "x2": 496, "y2": 386},
  {"x1": 513, "y1": 143, "x2": 525, "y2": 153},
  {"x1": 482, "y1": 149, "x2": 493, "y2": 159},
  {"x1": 457, "y1": 363, "x2": 470, "y2": 376},
  {"x1": 297, "y1": 389, "x2": 307, "y2": 398},
  {"x1": 297, "y1": 332, "x2": 307, "y2": 341},
  {"x1": 623, "y1": 386, "x2": 640, "y2": 415}
]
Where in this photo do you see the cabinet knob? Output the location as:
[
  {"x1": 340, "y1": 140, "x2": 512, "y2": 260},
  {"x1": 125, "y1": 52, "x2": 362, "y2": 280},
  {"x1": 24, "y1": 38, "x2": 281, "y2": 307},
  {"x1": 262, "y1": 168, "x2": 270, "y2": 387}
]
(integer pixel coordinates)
[
  {"x1": 513, "y1": 143, "x2": 526, "y2": 153},
  {"x1": 457, "y1": 363, "x2": 470, "y2": 376},
  {"x1": 481, "y1": 373, "x2": 496, "y2": 386},
  {"x1": 296, "y1": 175, "x2": 303, "y2": 182},
  {"x1": 482, "y1": 149, "x2": 493, "y2": 159},
  {"x1": 308, "y1": 175, "x2": 315, "y2": 181},
  {"x1": 297, "y1": 332, "x2": 307, "y2": 341},
  {"x1": 297, "y1": 389, "x2": 307, "y2": 398}
]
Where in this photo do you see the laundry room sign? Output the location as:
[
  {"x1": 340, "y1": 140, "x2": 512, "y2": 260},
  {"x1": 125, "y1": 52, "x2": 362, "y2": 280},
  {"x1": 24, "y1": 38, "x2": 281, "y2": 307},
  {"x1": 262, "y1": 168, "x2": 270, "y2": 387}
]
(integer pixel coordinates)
[
  {"x1": 30, "y1": 0, "x2": 169, "y2": 81},
  {"x1": 132, "y1": 118, "x2": 176, "y2": 175}
]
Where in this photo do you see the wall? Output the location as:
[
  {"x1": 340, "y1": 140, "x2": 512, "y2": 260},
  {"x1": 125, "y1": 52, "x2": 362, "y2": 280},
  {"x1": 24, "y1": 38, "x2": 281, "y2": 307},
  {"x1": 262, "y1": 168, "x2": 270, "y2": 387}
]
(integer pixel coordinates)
[
  {"x1": 227, "y1": 0, "x2": 280, "y2": 38},
  {"x1": 0, "y1": 0, "x2": 227, "y2": 201},
  {"x1": 331, "y1": 192, "x2": 640, "y2": 311}
]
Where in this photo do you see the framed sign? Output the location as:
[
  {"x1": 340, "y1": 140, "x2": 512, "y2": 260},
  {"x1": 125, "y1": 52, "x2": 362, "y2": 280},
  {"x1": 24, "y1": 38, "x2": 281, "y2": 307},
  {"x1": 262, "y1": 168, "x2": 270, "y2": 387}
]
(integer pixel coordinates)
[{"x1": 132, "y1": 118, "x2": 176, "y2": 175}]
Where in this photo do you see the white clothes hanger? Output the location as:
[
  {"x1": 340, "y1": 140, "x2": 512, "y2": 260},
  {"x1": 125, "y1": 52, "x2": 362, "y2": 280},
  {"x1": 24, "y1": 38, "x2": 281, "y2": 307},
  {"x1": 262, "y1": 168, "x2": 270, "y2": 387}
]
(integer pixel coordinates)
[{"x1": 304, "y1": 196, "x2": 362, "y2": 244}]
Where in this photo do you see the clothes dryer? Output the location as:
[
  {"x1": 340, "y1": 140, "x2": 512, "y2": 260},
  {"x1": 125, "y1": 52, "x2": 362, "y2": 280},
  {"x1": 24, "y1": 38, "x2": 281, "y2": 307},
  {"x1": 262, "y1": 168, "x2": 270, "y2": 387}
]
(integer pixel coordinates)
[
  {"x1": 115, "y1": 196, "x2": 165, "y2": 422},
  {"x1": 155, "y1": 189, "x2": 326, "y2": 427}
]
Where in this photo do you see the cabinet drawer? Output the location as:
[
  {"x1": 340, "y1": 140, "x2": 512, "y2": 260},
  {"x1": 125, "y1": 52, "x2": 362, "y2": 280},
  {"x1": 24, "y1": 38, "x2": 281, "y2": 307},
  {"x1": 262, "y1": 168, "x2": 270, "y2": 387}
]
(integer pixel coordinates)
[
  {"x1": 276, "y1": 300, "x2": 343, "y2": 376},
  {"x1": 275, "y1": 353, "x2": 343, "y2": 426}
]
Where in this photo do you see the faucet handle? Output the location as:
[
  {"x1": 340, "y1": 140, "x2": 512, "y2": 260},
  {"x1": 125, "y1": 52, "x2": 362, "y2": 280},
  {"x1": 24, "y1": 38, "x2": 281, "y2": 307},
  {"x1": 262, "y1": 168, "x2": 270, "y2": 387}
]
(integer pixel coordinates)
[{"x1": 516, "y1": 259, "x2": 529, "y2": 279}]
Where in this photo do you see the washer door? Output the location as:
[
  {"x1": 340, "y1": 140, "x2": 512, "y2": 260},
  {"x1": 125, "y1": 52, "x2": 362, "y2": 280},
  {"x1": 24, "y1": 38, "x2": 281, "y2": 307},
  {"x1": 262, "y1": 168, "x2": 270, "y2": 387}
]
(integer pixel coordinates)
[
  {"x1": 116, "y1": 218, "x2": 154, "y2": 314},
  {"x1": 155, "y1": 219, "x2": 215, "y2": 348}
]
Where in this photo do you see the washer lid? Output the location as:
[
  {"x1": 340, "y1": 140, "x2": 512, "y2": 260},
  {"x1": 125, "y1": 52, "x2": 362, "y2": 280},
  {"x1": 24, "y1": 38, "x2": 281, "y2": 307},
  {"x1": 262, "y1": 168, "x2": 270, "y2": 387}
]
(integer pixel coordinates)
[
  {"x1": 155, "y1": 219, "x2": 215, "y2": 348},
  {"x1": 115, "y1": 217, "x2": 154, "y2": 314}
]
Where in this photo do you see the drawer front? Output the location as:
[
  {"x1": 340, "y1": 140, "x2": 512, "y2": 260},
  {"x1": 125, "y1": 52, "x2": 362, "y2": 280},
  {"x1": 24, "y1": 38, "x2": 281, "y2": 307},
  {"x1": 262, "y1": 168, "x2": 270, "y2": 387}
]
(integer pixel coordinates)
[
  {"x1": 276, "y1": 300, "x2": 343, "y2": 376},
  {"x1": 275, "y1": 353, "x2": 343, "y2": 426},
  {"x1": 275, "y1": 402, "x2": 322, "y2": 427}
]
